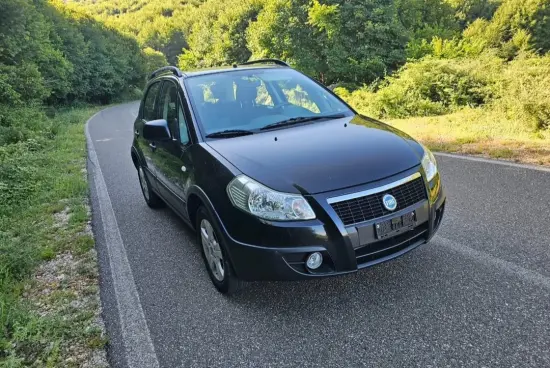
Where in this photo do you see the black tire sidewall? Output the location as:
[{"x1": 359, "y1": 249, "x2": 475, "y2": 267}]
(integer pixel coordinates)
[{"x1": 138, "y1": 165, "x2": 163, "y2": 208}]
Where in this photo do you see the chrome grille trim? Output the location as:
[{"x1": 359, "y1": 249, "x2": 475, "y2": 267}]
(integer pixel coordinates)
[{"x1": 327, "y1": 172, "x2": 422, "y2": 205}]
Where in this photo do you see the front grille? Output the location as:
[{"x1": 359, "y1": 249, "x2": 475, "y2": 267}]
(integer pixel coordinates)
[{"x1": 330, "y1": 176, "x2": 427, "y2": 226}]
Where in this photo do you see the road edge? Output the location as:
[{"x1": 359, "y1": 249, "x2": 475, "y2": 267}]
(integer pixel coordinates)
[
  {"x1": 85, "y1": 105, "x2": 160, "y2": 368},
  {"x1": 435, "y1": 152, "x2": 550, "y2": 173}
]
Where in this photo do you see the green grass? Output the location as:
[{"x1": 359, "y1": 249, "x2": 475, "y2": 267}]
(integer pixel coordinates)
[
  {"x1": 384, "y1": 107, "x2": 550, "y2": 165},
  {"x1": 0, "y1": 106, "x2": 108, "y2": 366},
  {"x1": 341, "y1": 96, "x2": 550, "y2": 166},
  {"x1": 337, "y1": 54, "x2": 550, "y2": 166}
]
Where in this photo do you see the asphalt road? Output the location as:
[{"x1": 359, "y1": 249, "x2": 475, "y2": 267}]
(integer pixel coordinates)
[{"x1": 87, "y1": 102, "x2": 550, "y2": 368}]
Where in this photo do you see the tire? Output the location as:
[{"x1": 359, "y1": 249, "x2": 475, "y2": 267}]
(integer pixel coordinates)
[
  {"x1": 196, "y1": 206, "x2": 241, "y2": 294},
  {"x1": 137, "y1": 165, "x2": 164, "y2": 208}
]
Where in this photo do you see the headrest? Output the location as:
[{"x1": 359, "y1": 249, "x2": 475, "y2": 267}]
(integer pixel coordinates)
[
  {"x1": 210, "y1": 80, "x2": 235, "y2": 102},
  {"x1": 236, "y1": 82, "x2": 258, "y2": 104},
  {"x1": 191, "y1": 85, "x2": 205, "y2": 104}
]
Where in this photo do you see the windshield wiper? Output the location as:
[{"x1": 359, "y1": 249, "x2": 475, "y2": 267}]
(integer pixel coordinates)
[
  {"x1": 260, "y1": 113, "x2": 346, "y2": 131},
  {"x1": 205, "y1": 129, "x2": 254, "y2": 138}
]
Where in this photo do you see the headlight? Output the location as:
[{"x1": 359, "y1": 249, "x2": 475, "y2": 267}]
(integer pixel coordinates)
[
  {"x1": 227, "y1": 175, "x2": 316, "y2": 221},
  {"x1": 421, "y1": 145, "x2": 438, "y2": 182}
]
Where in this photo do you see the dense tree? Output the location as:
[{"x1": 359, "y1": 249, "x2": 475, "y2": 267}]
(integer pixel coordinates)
[
  {"x1": 308, "y1": 0, "x2": 410, "y2": 83},
  {"x1": 0, "y1": 0, "x2": 69, "y2": 104},
  {"x1": 0, "y1": 0, "x2": 155, "y2": 106},
  {"x1": 179, "y1": 0, "x2": 264, "y2": 69},
  {"x1": 446, "y1": 0, "x2": 502, "y2": 25},
  {"x1": 4, "y1": 0, "x2": 550, "y2": 104},
  {"x1": 66, "y1": 0, "x2": 204, "y2": 64},
  {"x1": 247, "y1": 0, "x2": 327, "y2": 79},
  {"x1": 463, "y1": 0, "x2": 550, "y2": 58}
]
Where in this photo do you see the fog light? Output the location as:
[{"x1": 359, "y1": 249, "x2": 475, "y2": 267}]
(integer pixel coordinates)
[{"x1": 306, "y1": 252, "x2": 323, "y2": 270}]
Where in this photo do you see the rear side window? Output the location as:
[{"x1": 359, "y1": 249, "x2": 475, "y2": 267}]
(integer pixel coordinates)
[{"x1": 143, "y1": 82, "x2": 161, "y2": 120}]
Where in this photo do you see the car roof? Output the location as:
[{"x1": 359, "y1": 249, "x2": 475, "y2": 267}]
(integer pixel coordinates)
[
  {"x1": 148, "y1": 60, "x2": 291, "y2": 83},
  {"x1": 182, "y1": 64, "x2": 285, "y2": 78}
]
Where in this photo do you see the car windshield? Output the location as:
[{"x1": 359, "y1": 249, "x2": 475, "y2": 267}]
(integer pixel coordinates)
[{"x1": 184, "y1": 68, "x2": 353, "y2": 136}]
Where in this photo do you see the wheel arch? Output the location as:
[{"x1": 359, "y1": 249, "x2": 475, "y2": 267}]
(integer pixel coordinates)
[
  {"x1": 130, "y1": 146, "x2": 140, "y2": 169},
  {"x1": 186, "y1": 192, "x2": 203, "y2": 230},
  {"x1": 186, "y1": 185, "x2": 231, "y2": 243}
]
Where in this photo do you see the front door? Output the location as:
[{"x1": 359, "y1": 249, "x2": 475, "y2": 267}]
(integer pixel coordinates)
[{"x1": 153, "y1": 80, "x2": 193, "y2": 214}]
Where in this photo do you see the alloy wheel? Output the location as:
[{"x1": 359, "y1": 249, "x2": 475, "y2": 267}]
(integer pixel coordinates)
[{"x1": 200, "y1": 219, "x2": 225, "y2": 281}]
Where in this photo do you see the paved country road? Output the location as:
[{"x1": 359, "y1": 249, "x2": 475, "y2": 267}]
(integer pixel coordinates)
[{"x1": 87, "y1": 102, "x2": 550, "y2": 368}]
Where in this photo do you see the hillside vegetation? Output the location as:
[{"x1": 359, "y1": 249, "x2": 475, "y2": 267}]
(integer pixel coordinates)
[
  {"x1": 0, "y1": 0, "x2": 156, "y2": 365},
  {"x1": 66, "y1": 0, "x2": 550, "y2": 163}
]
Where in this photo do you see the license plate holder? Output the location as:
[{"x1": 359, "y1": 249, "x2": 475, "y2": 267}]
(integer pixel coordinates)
[{"x1": 375, "y1": 212, "x2": 416, "y2": 239}]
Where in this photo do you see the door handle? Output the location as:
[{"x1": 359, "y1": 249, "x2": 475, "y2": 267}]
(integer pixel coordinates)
[
  {"x1": 134, "y1": 130, "x2": 140, "y2": 137},
  {"x1": 149, "y1": 142, "x2": 156, "y2": 151}
]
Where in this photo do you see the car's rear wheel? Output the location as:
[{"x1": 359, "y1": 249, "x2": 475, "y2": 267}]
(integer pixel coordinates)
[
  {"x1": 137, "y1": 165, "x2": 164, "y2": 208},
  {"x1": 196, "y1": 206, "x2": 241, "y2": 294}
]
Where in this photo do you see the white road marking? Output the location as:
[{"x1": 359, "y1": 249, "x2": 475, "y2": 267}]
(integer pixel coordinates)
[
  {"x1": 435, "y1": 152, "x2": 550, "y2": 173},
  {"x1": 435, "y1": 235, "x2": 550, "y2": 291},
  {"x1": 86, "y1": 110, "x2": 160, "y2": 368}
]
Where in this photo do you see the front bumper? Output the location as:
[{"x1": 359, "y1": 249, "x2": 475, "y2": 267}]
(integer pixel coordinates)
[{"x1": 220, "y1": 168, "x2": 446, "y2": 281}]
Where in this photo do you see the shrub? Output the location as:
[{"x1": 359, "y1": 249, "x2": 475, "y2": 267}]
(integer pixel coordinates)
[
  {"x1": 340, "y1": 56, "x2": 502, "y2": 119},
  {"x1": 0, "y1": 143, "x2": 41, "y2": 211},
  {"x1": 491, "y1": 54, "x2": 550, "y2": 130},
  {"x1": 0, "y1": 106, "x2": 49, "y2": 146}
]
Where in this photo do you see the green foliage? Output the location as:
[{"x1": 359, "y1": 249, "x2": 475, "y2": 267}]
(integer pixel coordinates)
[
  {"x1": 339, "y1": 57, "x2": 501, "y2": 118},
  {"x1": 446, "y1": 0, "x2": 502, "y2": 25},
  {"x1": 247, "y1": 0, "x2": 328, "y2": 79},
  {"x1": 398, "y1": 0, "x2": 460, "y2": 41},
  {"x1": 179, "y1": 0, "x2": 264, "y2": 69},
  {"x1": 0, "y1": 0, "x2": 68, "y2": 104},
  {"x1": 462, "y1": 0, "x2": 550, "y2": 58},
  {"x1": 340, "y1": 52, "x2": 550, "y2": 133},
  {"x1": 0, "y1": 106, "x2": 103, "y2": 366},
  {"x1": 143, "y1": 47, "x2": 169, "y2": 75},
  {"x1": 66, "y1": 0, "x2": 204, "y2": 64},
  {"x1": 407, "y1": 35, "x2": 489, "y2": 59},
  {"x1": 249, "y1": 0, "x2": 457, "y2": 84},
  {"x1": 0, "y1": 0, "x2": 148, "y2": 106},
  {"x1": 491, "y1": 54, "x2": 550, "y2": 130}
]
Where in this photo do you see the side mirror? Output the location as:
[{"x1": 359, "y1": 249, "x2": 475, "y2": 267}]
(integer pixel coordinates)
[{"x1": 143, "y1": 119, "x2": 171, "y2": 141}]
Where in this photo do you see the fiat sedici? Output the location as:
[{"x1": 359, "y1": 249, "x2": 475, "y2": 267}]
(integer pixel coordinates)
[{"x1": 131, "y1": 60, "x2": 446, "y2": 294}]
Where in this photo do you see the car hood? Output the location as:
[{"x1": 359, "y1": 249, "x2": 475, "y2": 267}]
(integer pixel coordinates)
[{"x1": 206, "y1": 115, "x2": 423, "y2": 194}]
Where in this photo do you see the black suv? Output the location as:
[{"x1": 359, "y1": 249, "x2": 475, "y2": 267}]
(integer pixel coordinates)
[{"x1": 131, "y1": 60, "x2": 446, "y2": 294}]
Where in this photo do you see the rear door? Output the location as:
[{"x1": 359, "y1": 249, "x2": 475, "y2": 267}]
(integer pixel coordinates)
[
  {"x1": 153, "y1": 80, "x2": 193, "y2": 213},
  {"x1": 137, "y1": 81, "x2": 162, "y2": 183}
]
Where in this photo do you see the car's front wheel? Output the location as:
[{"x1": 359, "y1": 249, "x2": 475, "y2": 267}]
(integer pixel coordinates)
[
  {"x1": 137, "y1": 165, "x2": 164, "y2": 208},
  {"x1": 196, "y1": 206, "x2": 241, "y2": 294}
]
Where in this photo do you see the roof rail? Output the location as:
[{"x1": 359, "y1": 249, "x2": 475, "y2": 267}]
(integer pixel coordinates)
[
  {"x1": 239, "y1": 59, "x2": 290, "y2": 67},
  {"x1": 148, "y1": 66, "x2": 183, "y2": 80}
]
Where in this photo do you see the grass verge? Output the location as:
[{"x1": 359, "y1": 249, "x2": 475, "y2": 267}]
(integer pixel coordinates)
[
  {"x1": 0, "y1": 106, "x2": 108, "y2": 367},
  {"x1": 385, "y1": 107, "x2": 550, "y2": 165},
  {"x1": 338, "y1": 102, "x2": 550, "y2": 166}
]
